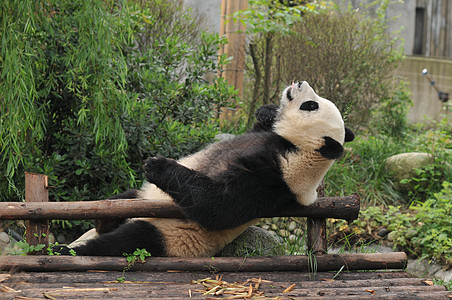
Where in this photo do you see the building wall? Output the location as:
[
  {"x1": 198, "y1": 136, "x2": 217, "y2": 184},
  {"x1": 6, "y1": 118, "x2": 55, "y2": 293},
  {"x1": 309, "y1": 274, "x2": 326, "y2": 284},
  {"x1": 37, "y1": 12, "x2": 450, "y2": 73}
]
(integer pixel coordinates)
[
  {"x1": 399, "y1": 56, "x2": 451, "y2": 123},
  {"x1": 183, "y1": 0, "x2": 222, "y2": 33}
]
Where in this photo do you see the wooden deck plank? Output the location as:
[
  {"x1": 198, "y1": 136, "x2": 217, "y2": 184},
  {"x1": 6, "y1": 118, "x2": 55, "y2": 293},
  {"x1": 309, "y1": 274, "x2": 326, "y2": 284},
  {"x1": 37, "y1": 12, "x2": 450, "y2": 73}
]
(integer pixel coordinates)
[
  {"x1": 3, "y1": 270, "x2": 411, "y2": 283},
  {"x1": 1, "y1": 271, "x2": 450, "y2": 299}
]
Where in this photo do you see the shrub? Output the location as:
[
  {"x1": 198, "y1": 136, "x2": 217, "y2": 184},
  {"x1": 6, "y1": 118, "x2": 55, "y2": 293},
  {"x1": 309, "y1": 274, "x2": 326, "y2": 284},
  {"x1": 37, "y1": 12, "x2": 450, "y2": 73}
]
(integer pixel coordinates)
[
  {"x1": 276, "y1": 2, "x2": 404, "y2": 126},
  {"x1": 241, "y1": 0, "x2": 404, "y2": 128},
  {"x1": 0, "y1": 0, "x2": 236, "y2": 202},
  {"x1": 330, "y1": 182, "x2": 452, "y2": 265}
]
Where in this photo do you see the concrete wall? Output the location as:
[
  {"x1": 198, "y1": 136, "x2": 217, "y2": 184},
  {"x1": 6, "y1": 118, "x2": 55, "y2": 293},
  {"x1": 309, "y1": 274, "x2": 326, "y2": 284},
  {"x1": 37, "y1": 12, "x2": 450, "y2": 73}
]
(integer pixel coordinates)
[
  {"x1": 183, "y1": 0, "x2": 222, "y2": 33},
  {"x1": 398, "y1": 56, "x2": 451, "y2": 123}
]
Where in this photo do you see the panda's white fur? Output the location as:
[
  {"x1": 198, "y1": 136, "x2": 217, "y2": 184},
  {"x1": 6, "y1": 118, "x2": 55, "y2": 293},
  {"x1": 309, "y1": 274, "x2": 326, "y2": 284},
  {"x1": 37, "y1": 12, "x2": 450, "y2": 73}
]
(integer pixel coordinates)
[
  {"x1": 135, "y1": 145, "x2": 264, "y2": 257},
  {"x1": 275, "y1": 82, "x2": 345, "y2": 206},
  {"x1": 66, "y1": 81, "x2": 350, "y2": 258}
]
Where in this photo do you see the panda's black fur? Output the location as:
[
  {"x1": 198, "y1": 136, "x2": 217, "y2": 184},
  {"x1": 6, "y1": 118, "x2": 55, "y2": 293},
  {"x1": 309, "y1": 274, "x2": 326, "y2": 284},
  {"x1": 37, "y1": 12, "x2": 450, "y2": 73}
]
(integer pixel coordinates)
[{"x1": 56, "y1": 82, "x2": 354, "y2": 257}]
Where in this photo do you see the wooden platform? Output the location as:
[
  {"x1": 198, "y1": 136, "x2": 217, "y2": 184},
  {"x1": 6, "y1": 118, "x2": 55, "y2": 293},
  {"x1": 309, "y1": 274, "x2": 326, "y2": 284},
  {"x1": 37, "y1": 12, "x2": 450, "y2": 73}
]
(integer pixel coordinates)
[{"x1": 1, "y1": 270, "x2": 450, "y2": 299}]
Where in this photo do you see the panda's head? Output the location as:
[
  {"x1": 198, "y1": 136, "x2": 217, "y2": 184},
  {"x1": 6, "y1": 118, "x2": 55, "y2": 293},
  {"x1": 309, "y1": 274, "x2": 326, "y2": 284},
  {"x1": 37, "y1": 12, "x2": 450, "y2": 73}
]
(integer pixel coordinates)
[{"x1": 274, "y1": 81, "x2": 346, "y2": 151}]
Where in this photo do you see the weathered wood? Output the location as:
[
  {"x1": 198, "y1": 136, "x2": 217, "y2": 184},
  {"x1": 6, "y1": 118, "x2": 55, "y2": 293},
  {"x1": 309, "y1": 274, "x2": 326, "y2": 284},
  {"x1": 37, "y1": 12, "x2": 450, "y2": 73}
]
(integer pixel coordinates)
[
  {"x1": 3, "y1": 283, "x2": 447, "y2": 299},
  {"x1": 24, "y1": 172, "x2": 49, "y2": 254},
  {"x1": 3, "y1": 271, "x2": 412, "y2": 284},
  {"x1": 0, "y1": 252, "x2": 406, "y2": 272},
  {"x1": 0, "y1": 194, "x2": 360, "y2": 221},
  {"x1": 307, "y1": 217, "x2": 327, "y2": 254},
  {"x1": 3, "y1": 271, "x2": 450, "y2": 300},
  {"x1": 307, "y1": 181, "x2": 328, "y2": 254}
]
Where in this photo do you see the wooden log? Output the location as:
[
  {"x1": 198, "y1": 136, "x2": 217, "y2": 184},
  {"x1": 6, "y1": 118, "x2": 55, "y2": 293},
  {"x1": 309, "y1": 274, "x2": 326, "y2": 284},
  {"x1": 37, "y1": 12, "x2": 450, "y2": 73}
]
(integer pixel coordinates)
[
  {"x1": 0, "y1": 252, "x2": 406, "y2": 272},
  {"x1": 307, "y1": 218, "x2": 327, "y2": 254},
  {"x1": 0, "y1": 194, "x2": 360, "y2": 221},
  {"x1": 307, "y1": 181, "x2": 328, "y2": 254},
  {"x1": 24, "y1": 172, "x2": 49, "y2": 254}
]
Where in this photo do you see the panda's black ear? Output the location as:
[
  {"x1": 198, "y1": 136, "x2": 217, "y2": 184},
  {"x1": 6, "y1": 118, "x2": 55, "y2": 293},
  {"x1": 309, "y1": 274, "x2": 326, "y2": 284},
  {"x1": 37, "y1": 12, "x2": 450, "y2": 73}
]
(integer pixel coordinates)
[{"x1": 345, "y1": 126, "x2": 355, "y2": 143}]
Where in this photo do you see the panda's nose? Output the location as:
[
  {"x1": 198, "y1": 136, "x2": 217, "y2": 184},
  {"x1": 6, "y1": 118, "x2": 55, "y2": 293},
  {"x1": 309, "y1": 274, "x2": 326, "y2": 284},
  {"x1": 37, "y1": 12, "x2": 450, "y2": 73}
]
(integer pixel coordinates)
[{"x1": 297, "y1": 81, "x2": 307, "y2": 90}]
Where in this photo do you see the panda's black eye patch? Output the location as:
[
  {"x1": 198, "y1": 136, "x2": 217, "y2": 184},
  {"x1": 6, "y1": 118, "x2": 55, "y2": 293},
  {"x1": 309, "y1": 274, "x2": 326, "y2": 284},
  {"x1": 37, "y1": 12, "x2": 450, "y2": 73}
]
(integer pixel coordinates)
[
  {"x1": 287, "y1": 88, "x2": 293, "y2": 101},
  {"x1": 300, "y1": 101, "x2": 319, "y2": 111}
]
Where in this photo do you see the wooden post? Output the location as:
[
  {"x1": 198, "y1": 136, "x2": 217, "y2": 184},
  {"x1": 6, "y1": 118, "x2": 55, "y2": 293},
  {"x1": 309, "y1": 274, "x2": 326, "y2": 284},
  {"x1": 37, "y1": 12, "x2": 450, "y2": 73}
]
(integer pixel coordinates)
[
  {"x1": 219, "y1": 0, "x2": 248, "y2": 120},
  {"x1": 307, "y1": 181, "x2": 328, "y2": 254},
  {"x1": 25, "y1": 172, "x2": 49, "y2": 254}
]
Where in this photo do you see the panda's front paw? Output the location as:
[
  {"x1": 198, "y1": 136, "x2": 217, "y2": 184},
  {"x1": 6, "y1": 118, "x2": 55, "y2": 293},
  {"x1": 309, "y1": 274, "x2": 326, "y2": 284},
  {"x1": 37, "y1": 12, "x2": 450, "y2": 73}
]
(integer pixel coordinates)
[
  {"x1": 144, "y1": 156, "x2": 176, "y2": 185},
  {"x1": 316, "y1": 136, "x2": 344, "y2": 160}
]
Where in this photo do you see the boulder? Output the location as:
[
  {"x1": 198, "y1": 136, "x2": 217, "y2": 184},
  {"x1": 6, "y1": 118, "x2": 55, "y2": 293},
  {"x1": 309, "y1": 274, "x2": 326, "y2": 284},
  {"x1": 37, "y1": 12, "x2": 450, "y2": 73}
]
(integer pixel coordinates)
[
  {"x1": 215, "y1": 133, "x2": 236, "y2": 142},
  {"x1": 217, "y1": 226, "x2": 285, "y2": 257},
  {"x1": 385, "y1": 152, "x2": 434, "y2": 192}
]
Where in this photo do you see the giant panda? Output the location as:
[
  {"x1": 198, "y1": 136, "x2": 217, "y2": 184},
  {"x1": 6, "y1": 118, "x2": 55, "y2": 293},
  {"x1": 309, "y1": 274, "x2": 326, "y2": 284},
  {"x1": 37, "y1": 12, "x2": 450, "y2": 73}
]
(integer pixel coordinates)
[{"x1": 58, "y1": 81, "x2": 354, "y2": 257}]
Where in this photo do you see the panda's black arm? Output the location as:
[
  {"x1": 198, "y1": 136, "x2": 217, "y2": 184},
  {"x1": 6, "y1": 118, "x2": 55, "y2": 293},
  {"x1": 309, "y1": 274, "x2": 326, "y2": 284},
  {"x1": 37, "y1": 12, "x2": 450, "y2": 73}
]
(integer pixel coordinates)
[
  {"x1": 248, "y1": 104, "x2": 279, "y2": 133},
  {"x1": 143, "y1": 156, "x2": 290, "y2": 231}
]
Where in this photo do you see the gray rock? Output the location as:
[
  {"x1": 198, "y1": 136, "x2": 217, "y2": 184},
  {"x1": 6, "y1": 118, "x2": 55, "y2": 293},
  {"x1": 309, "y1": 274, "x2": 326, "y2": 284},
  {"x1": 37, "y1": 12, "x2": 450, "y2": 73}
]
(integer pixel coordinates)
[
  {"x1": 405, "y1": 228, "x2": 417, "y2": 239},
  {"x1": 0, "y1": 232, "x2": 10, "y2": 245},
  {"x1": 387, "y1": 231, "x2": 397, "y2": 242},
  {"x1": 406, "y1": 258, "x2": 452, "y2": 282},
  {"x1": 56, "y1": 233, "x2": 67, "y2": 244},
  {"x1": 293, "y1": 228, "x2": 304, "y2": 236},
  {"x1": 215, "y1": 133, "x2": 236, "y2": 142},
  {"x1": 288, "y1": 234, "x2": 298, "y2": 244},
  {"x1": 377, "y1": 228, "x2": 389, "y2": 237},
  {"x1": 279, "y1": 229, "x2": 290, "y2": 238},
  {"x1": 385, "y1": 152, "x2": 434, "y2": 192},
  {"x1": 288, "y1": 221, "x2": 297, "y2": 232},
  {"x1": 218, "y1": 226, "x2": 285, "y2": 257}
]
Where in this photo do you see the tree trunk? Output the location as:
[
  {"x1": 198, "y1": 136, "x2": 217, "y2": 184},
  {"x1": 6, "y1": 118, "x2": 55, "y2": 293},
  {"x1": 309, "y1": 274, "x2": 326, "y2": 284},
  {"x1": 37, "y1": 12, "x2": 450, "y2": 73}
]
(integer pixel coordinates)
[{"x1": 262, "y1": 33, "x2": 273, "y2": 104}]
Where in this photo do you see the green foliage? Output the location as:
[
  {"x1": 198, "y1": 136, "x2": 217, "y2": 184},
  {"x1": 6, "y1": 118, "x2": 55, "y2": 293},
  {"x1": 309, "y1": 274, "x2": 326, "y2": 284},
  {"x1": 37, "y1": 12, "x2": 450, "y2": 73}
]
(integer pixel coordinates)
[
  {"x1": 239, "y1": 0, "x2": 405, "y2": 128},
  {"x1": 8, "y1": 241, "x2": 46, "y2": 256},
  {"x1": 117, "y1": 248, "x2": 151, "y2": 283},
  {"x1": 371, "y1": 81, "x2": 413, "y2": 137},
  {"x1": 410, "y1": 182, "x2": 452, "y2": 263},
  {"x1": 276, "y1": 1, "x2": 404, "y2": 126},
  {"x1": 400, "y1": 118, "x2": 452, "y2": 201},
  {"x1": 232, "y1": 0, "x2": 321, "y2": 35},
  {"x1": 325, "y1": 134, "x2": 406, "y2": 205},
  {"x1": 0, "y1": 0, "x2": 236, "y2": 202},
  {"x1": 232, "y1": 0, "x2": 325, "y2": 123},
  {"x1": 433, "y1": 278, "x2": 452, "y2": 291},
  {"x1": 330, "y1": 182, "x2": 452, "y2": 265},
  {"x1": 326, "y1": 115, "x2": 452, "y2": 205},
  {"x1": 124, "y1": 248, "x2": 152, "y2": 263},
  {"x1": 400, "y1": 164, "x2": 445, "y2": 200}
]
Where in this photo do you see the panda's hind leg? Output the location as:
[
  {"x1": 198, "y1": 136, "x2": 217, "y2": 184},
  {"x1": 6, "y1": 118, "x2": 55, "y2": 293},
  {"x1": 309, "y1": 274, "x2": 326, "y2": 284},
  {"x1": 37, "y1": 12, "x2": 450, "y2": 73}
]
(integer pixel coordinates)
[
  {"x1": 64, "y1": 220, "x2": 167, "y2": 257},
  {"x1": 95, "y1": 189, "x2": 139, "y2": 234}
]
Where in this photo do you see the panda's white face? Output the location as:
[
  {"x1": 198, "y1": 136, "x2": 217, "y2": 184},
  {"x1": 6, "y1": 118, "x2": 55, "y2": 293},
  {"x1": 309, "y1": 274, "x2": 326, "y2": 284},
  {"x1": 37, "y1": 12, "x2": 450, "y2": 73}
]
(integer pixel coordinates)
[{"x1": 274, "y1": 81, "x2": 345, "y2": 150}]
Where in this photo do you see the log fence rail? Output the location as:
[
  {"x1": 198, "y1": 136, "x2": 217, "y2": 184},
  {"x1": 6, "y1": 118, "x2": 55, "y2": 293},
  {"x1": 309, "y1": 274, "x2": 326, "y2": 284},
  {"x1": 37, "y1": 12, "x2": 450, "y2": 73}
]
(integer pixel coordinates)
[{"x1": 0, "y1": 172, "x2": 408, "y2": 273}]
